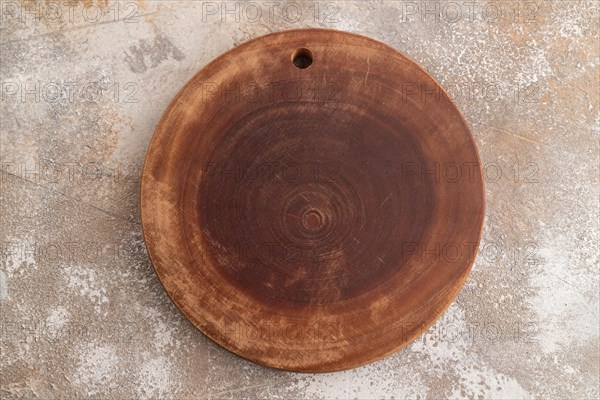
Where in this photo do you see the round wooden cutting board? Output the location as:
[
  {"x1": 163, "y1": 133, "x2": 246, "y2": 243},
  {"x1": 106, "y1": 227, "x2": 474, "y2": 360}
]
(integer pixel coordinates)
[{"x1": 141, "y1": 29, "x2": 485, "y2": 372}]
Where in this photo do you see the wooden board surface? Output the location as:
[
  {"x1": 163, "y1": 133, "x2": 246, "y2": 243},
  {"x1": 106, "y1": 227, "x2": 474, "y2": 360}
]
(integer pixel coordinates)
[{"x1": 140, "y1": 28, "x2": 485, "y2": 372}]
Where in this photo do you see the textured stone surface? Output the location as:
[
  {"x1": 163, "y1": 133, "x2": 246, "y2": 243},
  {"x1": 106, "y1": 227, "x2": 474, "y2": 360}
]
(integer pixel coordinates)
[{"x1": 1, "y1": 0, "x2": 598, "y2": 399}]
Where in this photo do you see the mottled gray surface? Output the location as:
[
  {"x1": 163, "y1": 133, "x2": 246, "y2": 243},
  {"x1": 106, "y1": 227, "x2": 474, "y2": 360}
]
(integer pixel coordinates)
[{"x1": 1, "y1": 0, "x2": 598, "y2": 399}]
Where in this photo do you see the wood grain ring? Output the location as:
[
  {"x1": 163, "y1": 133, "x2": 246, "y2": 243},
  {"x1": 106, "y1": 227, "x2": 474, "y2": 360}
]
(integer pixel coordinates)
[{"x1": 141, "y1": 28, "x2": 485, "y2": 372}]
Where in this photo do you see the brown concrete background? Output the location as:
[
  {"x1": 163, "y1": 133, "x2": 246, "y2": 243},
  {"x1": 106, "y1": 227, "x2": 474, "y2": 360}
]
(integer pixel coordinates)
[{"x1": 1, "y1": 0, "x2": 598, "y2": 398}]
